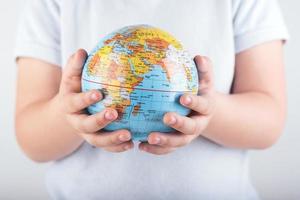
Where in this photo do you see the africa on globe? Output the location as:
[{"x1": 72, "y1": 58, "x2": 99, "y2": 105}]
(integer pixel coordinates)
[{"x1": 81, "y1": 24, "x2": 199, "y2": 141}]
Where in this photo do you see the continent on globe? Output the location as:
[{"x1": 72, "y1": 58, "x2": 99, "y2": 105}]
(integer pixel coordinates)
[{"x1": 81, "y1": 24, "x2": 199, "y2": 141}]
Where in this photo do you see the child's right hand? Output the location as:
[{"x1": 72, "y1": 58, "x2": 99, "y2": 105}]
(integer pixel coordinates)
[{"x1": 55, "y1": 49, "x2": 134, "y2": 152}]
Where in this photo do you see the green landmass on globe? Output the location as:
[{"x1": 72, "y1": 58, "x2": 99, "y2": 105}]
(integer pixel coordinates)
[{"x1": 81, "y1": 24, "x2": 199, "y2": 141}]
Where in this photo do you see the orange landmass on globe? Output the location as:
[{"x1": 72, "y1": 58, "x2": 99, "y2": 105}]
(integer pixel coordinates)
[{"x1": 132, "y1": 104, "x2": 141, "y2": 116}]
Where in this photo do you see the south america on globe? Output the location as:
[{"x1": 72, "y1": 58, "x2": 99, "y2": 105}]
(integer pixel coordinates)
[{"x1": 81, "y1": 24, "x2": 199, "y2": 141}]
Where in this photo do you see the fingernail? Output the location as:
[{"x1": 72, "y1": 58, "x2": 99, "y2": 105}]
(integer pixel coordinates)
[
  {"x1": 152, "y1": 137, "x2": 161, "y2": 145},
  {"x1": 141, "y1": 146, "x2": 147, "y2": 151},
  {"x1": 119, "y1": 134, "x2": 130, "y2": 142},
  {"x1": 91, "y1": 92, "x2": 99, "y2": 101},
  {"x1": 183, "y1": 96, "x2": 192, "y2": 105},
  {"x1": 168, "y1": 116, "x2": 177, "y2": 125},
  {"x1": 124, "y1": 144, "x2": 132, "y2": 150},
  {"x1": 105, "y1": 111, "x2": 116, "y2": 120}
]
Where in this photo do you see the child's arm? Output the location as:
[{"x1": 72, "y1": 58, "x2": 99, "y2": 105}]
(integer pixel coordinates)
[
  {"x1": 203, "y1": 41, "x2": 286, "y2": 149},
  {"x1": 140, "y1": 40, "x2": 286, "y2": 155},
  {"x1": 15, "y1": 50, "x2": 134, "y2": 162}
]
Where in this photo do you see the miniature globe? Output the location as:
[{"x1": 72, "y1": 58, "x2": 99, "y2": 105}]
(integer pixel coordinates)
[{"x1": 81, "y1": 24, "x2": 198, "y2": 141}]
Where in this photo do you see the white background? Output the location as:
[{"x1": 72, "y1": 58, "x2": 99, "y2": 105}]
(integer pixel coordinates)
[{"x1": 0, "y1": 0, "x2": 299, "y2": 199}]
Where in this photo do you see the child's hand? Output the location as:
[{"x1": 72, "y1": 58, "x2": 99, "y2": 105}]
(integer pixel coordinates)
[
  {"x1": 56, "y1": 49, "x2": 134, "y2": 152},
  {"x1": 139, "y1": 56, "x2": 216, "y2": 155}
]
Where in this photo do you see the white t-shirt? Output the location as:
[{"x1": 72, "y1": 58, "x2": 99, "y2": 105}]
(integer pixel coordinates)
[{"x1": 15, "y1": 0, "x2": 289, "y2": 199}]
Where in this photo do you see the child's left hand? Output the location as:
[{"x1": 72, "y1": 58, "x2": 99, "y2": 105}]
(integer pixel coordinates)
[{"x1": 139, "y1": 56, "x2": 216, "y2": 155}]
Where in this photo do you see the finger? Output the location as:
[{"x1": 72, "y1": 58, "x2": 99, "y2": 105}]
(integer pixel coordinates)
[
  {"x1": 163, "y1": 112, "x2": 200, "y2": 135},
  {"x1": 60, "y1": 49, "x2": 88, "y2": 94},
  {"x1": 194, "y1": 56, "x2": 214, "y2": 94},
  {"x1": 180, "y1": 94, "x2": 214, "y2": 115},
  {"x1": 80, "y1": 129, "x2": 132, "y2": 148},
  {"x1": 103, "y1": 141, "x2": 134, "y2": 153},
  {"x1": 64, "y1": 89, "x2": 102, "y2": 113},
  {"x1": 68, "y1": 108, "x2": 118, "y2": 133},
  {"x1": 147, "y1": 132, "x2": 194, "y2": 148},
  {"x1": 139, "y1": 142, "x2": 175, "y2": 155}
]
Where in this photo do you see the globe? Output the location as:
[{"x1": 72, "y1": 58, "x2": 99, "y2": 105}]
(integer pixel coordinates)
[{"x1": 81, "y1": 24, "x2": 199, "y2": 141}]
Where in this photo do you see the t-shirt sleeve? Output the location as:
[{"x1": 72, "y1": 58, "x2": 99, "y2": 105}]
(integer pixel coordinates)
[
  {"x1": 14, "y1": 0, "x2": 61, "y2": 66},
  {"x1": 232, "y1": 0, "x2": 289, "y2": 54}
]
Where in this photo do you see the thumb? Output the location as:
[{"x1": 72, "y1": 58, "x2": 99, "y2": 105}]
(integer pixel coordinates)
[
  {"x1": 194, "y1": 55, "x2": 214, "y2": 95},
  {"x1": 60, "y1": 49, "x2": 88, "y2": 94}
]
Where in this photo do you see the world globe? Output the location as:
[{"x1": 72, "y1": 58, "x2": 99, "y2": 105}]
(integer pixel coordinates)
[{"x1": 81, "y1": 25, "x2": 199, "y2": 141}]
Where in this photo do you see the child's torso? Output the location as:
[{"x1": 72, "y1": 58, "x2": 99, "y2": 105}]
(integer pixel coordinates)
[{"x1": 46, "y1": 0, "x2": 258, "y2": 199}]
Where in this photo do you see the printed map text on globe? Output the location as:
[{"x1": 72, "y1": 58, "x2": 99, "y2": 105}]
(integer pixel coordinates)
[{"x1": 82, "y1": 25, "x2": 198, "y2": 141}]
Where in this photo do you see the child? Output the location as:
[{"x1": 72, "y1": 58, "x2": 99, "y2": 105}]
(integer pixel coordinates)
[{"x1": 15, "y1": 0, "x2": 289, "y2": 199}]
